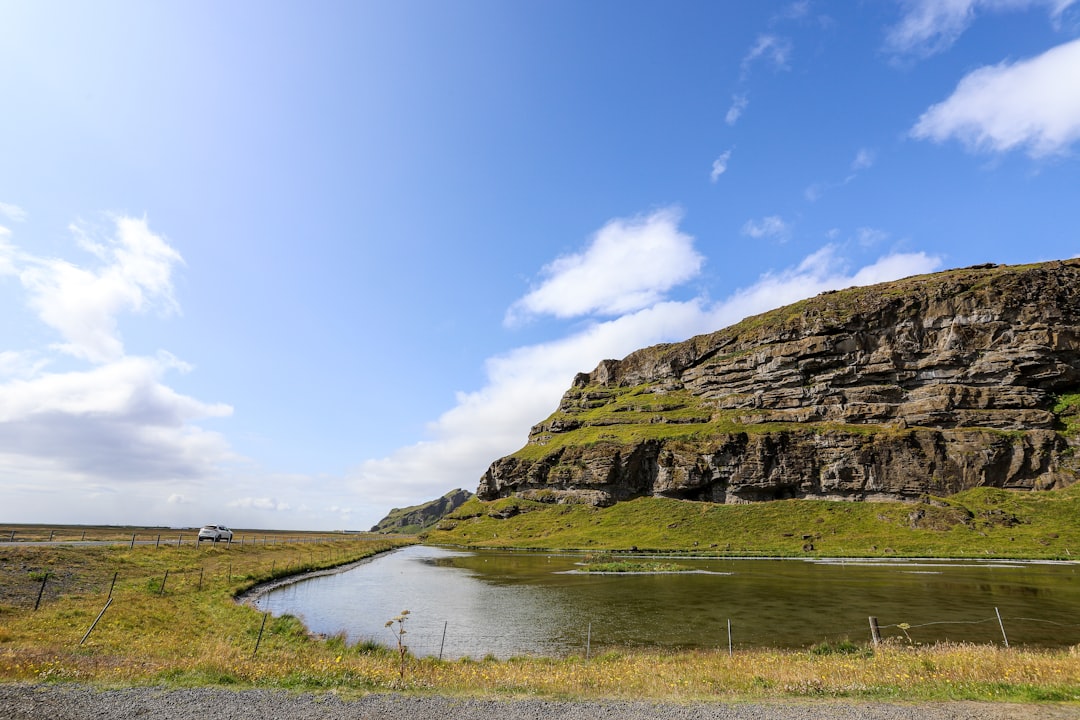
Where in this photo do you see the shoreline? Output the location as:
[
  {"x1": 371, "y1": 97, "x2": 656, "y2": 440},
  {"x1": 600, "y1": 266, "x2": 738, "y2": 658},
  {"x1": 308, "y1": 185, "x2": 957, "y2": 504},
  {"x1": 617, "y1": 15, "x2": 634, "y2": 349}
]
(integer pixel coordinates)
[{"x1": 234, "y1": 545, "x2": 408, "y2": 606}]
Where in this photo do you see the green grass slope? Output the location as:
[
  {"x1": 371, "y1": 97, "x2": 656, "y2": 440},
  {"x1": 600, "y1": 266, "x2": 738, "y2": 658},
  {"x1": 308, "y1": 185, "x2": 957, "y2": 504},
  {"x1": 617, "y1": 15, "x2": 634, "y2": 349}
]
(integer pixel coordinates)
[{"x1": 424, "y1": 484, "x2": 1080, "y2": 559}]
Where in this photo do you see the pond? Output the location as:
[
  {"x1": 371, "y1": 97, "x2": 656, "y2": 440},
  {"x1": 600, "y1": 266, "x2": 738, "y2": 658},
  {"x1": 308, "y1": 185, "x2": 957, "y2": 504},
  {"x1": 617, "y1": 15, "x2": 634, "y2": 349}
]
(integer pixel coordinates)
[{"x1": 250, "y1": 545, "x2": 1080, "y2": 659}]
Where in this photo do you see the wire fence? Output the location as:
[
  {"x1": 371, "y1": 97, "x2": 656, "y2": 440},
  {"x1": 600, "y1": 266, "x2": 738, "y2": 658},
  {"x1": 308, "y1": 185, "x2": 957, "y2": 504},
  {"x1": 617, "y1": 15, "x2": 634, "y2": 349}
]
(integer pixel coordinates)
[{"x1": 6, "y1": 536, "x2": 1080, "y2": 660}]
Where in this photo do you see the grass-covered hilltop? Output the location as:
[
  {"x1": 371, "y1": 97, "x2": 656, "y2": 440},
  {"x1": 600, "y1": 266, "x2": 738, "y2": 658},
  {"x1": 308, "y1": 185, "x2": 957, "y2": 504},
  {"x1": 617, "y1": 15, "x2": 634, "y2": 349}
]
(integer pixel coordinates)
[{"x1": 429, "y1": 260, "x2": 1080, "y2": 555}]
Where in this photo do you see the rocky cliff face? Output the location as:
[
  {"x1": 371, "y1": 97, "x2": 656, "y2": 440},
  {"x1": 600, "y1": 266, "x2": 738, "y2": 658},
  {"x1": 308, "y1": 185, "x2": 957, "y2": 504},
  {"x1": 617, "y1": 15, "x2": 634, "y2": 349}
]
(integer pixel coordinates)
[
  {"x1": 371, "y1": 488, "x2": 474, "y2": 533},
  {"x1": 478, "y1": 261, "x2": 1080, "y2": 506}
]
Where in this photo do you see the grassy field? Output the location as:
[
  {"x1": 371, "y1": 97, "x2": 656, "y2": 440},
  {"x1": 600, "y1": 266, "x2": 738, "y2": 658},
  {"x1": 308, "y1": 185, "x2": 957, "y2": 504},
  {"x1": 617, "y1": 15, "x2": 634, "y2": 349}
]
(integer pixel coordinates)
[
  {"x1": 424, "y1": 485, "x2": 1080, "y2": 560},
  {"x1": 0, "y1": 522, "x2": 1078, "y2": 702}
]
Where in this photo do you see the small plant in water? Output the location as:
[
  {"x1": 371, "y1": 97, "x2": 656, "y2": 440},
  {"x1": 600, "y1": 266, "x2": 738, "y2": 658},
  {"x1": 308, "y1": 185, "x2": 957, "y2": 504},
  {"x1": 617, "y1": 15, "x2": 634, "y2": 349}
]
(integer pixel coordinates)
[{"x1": 385, "y1": 609, "x2": 410, "y2": 685}]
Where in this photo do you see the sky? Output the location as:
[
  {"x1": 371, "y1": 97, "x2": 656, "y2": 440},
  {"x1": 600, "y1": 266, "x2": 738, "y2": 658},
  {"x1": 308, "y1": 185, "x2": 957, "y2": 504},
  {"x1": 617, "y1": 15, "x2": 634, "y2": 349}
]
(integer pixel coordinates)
[{"x1": 1, "y1": 1, "x2": 1079, "y2": 531}]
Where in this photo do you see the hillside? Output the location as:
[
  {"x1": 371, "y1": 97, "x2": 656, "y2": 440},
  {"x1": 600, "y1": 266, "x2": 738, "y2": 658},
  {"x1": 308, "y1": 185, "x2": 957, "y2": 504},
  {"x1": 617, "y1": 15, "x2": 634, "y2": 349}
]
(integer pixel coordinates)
[
  {"x1": 478, "y1": 260, "x2": 1080, "y2": 507},
  {"x1": 423, "y1": 484, "x2": 1080, "y2": 558},
  {"x1": 370, "y1": 488, "x2": 473, "y2": 534}
]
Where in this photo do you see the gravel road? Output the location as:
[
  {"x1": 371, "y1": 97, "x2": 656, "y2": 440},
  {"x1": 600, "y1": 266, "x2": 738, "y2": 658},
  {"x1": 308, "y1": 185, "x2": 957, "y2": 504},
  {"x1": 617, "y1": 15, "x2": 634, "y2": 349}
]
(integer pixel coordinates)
[{"x1": 1, "y1": 685, "x2": 1076, "y2": 720}]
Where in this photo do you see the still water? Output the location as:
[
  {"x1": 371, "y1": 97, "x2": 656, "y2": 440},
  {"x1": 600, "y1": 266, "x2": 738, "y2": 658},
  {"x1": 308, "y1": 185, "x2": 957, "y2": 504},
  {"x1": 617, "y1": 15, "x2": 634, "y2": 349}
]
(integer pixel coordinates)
[{"x1": 252, "y1": 546, "x2": 1080, "y2": 659}]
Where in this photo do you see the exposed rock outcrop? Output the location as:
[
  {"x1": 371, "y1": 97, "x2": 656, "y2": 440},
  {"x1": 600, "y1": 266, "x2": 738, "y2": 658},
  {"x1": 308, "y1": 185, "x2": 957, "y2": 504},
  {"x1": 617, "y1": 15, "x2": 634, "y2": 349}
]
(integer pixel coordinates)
[
  {"x1": 371, "y1": 488, "x2": 474, "y2": 533},
  {"x1": 478, "y1": 261, "x2": 1080, "y2": 506}
]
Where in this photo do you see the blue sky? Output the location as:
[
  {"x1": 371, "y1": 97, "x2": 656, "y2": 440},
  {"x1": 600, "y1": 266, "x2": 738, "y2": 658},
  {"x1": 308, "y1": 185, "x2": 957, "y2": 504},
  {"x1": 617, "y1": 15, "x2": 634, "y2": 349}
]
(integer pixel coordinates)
[{"x1": 1, "y1": 1, "x2": 1079, "y2": 530}]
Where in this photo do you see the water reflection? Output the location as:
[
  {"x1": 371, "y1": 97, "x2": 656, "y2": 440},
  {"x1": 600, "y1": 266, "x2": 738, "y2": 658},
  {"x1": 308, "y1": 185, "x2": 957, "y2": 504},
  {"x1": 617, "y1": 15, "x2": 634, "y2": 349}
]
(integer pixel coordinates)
[{"x1": 251, "y1": 546, "x2": 1080, "y2": 659}]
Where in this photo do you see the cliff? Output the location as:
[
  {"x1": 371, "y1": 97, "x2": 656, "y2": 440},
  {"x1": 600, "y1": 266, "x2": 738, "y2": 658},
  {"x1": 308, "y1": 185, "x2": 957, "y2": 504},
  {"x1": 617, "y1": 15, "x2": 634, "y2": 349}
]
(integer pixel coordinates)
[
  {"x1": 370, "y1": 488, "x2": 474, "y2": 533},
  {"x1": 478, "y1": 260, "x2": 1080, "y2": 506}
]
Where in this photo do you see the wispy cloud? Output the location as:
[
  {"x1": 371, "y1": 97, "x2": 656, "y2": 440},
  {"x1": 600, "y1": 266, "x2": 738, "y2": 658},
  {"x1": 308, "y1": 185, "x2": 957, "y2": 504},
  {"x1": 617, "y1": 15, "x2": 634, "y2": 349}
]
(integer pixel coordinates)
[
  {"x1": 505, "y1": 208, "x2": 703, "y2": 323},
  {"x1": 0, "y1": 202, "x2": 28, "y2": 223},
  {"x1": 912, "y1": 37, "x2": 1080, "y2": 157},
  {"x1": 725, "y1": 94, "x2": 749, "y2": 126},
  {"x1": 741, "y1": 215, "x2": 791, "y2": 241},
  {"x1": 229, "y1": 497, "x2": 293, "y2": 512},
  {"x1": 886, "y1": 0, "x2": 1077, "y2": 58},
  {"x1": 806, "y1": 147, "x2": 877, "y2": 201},
  {"x1": 741, "y1": 34, "x2": 793, "y2": 77},
  {"x1": 856, "y1": 227, "x2": 890, "y2": 247},
  {"x1": 351, "y1": 212, "x2": 941, "y2": 517},
  {"x1": 774, "y1": 1, "x2": 811, "y2": 22},
  {"x1": 711, "y1": 150, "x2": 733, "y2": 182},
  {"x1": 851, "y1": 147, "x2": 876, "y2": 171}
]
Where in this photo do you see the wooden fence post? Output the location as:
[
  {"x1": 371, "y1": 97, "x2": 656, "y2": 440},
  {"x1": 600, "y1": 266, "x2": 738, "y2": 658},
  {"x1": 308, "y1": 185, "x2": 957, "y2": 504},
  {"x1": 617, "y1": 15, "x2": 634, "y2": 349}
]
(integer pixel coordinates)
[
  {"x1": 869, "y1": 616, "x2": 882, "y2": 647},
  {"x1": 253, "y1": 612, "x2": 269, "y2": 658},
  {"x1": 80, "y1": 598, "x2": 113, "y2": 646},
  {"x1": 33, "y1": 573, "x2": 49, "y2": 611}
]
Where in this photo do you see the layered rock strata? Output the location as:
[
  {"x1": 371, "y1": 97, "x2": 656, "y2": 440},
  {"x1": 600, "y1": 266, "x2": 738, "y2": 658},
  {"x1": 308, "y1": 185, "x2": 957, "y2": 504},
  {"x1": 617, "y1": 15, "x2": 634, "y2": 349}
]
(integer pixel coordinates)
[{"x1": 478, "y1": 261, "x2": 1080, "y2": 506}]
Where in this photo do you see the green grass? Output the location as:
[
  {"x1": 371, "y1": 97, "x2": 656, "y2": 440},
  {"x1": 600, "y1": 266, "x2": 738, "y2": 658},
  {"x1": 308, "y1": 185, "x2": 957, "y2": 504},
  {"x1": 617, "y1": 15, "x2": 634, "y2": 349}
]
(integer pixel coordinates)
[
  {"x1": 576, "y1": 554, "x2": 695, "y2": 573},
  {"x1": 426, "y1": 485, "x2": 1080, "y2": 558},
  {"x1": 1, "y1": 526, "x2": 1079, "y2": 702},
  {"x1": 1055, "y1": 392, "x2": 1080, "y2": 437}
]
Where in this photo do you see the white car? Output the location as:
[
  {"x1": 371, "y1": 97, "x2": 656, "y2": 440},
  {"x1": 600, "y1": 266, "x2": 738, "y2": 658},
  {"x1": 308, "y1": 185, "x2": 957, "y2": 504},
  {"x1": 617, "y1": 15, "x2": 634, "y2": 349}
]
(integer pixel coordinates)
[{"x1": 198, "y1": 525, "x2": 233, "y2": 543}]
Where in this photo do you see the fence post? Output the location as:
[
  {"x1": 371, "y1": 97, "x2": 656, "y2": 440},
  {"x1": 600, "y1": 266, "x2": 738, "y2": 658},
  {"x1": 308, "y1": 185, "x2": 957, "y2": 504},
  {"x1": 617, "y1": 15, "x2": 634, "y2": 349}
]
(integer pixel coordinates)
[
  {"x1": 107, "y1": 571, "x2": 118, "y2": 600},
  {"x1": 156, "y1": 535, "x2": 161, "y2": 548},
  {"x1": 439, "y1": 621, "x2": 448, "y2": 661},
  {"x1": 253, "y1": 612, "x2": 269, "y2": 658},
  {"x1": 586, "y1": 622, "x2": 591, "y2": 659},
  {"x1": 176, "y1": 534, "x2": 182, "y2": 548},
  {"x1": 198, "y1": 567, "x2": 204, "y2": 592},
  {"x1": 33, "y1": 573, "x2": 49, "y2": 611},
  {"x1": 727, "y1": 619, "x2": 733, "y2": 657},
  {"x1": 995, "y1": 607, "x2": 1010, "y2": 648},
  {"x1": 80, "y1": 597, "x2": 113, "y2": 646},
  {"x1": 130, "y1": 533, "x2": 136, "y2": 549},
  {"x1": 49, "y1": 531, "x2": 55, "y2": 541},
  {"x1": 869, "y1": 616, "x2": 882, "y2": 647},
  {"x1": 159, "y1": 570, "x2": 169, "y2": 596}
]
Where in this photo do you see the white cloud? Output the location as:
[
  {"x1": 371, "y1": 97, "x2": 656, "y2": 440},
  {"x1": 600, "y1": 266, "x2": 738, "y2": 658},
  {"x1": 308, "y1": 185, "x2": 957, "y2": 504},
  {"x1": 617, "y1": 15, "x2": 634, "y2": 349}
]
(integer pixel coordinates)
[
  {"x1": 506, "y1": 208, "x2": 703, "y2": 323},
  {"x1": 0, "y1": 354, "x2": 233, "y2": 481},
  {"x1": 725, "y1": 94, "x2": 749, "y2": 126},
  {"x1": 851, "y1": 148, "x2": 876, "y2": 171},
  {"x1": 855, "y1": 227, "x2": 891, "y2": 247},
  {"x1": 0, "y1": 217, "x2": 235, "y2": 490},
  {"x1": 352, "y1": 211, "x2": 942, "y2": 520},
  {"x1": 806, "y1": 148, "x2": 877, "y2": 202},
  {"x1": 12, "y1": 217, "x2": 184, "y2": 363},
  {"x1": 886, "y1": 0, "x2": 1076, "y2": 58},
  {"x1": 229, "y1": 497, "x2": 293, "y2": 512},
  {"x1": 0, "y1": 351, "x2": 47, "y2": 379},
  {"x1": 711, "y1": 150, "x2": 732, "y2": 182},
  {"x1": 742, "y1": 34, "x2": 793, "y2": 76},
  {"x1": 912, "y1": 38, "x2": 1080, "y2": 157},
  {"x1": 775, "y1": 1, "x2": 812, "y2": 21},
  {"x1": 741, "y1": 215, "x2": 791, "y2": 241},
  {"x1": 0, "y1": 202, "x2": 27, "y2": 223}
]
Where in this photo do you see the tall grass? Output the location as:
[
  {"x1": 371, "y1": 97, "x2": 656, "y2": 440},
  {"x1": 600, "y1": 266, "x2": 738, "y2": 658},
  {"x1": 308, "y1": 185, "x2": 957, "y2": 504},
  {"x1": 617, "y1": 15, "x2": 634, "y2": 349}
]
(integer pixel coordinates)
[{"x1": 1, "y1": 527, "x2": 1079, "y2": 702}]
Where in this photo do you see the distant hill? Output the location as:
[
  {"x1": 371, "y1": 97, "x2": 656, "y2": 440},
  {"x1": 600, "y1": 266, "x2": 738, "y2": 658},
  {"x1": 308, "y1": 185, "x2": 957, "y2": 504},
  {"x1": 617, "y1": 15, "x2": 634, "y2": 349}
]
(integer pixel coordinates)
[
  {"x1": 478, "y1": 260, "x2": 1080, "y2": 507},
  {"x1": 370, "y1": 488, "x2": 474, "y2": 534}
]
